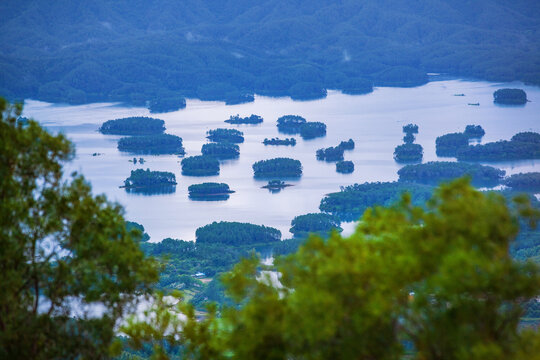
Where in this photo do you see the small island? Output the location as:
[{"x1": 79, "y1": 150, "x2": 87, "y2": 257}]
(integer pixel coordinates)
[
  {"x1": 503, "y1": 172, "x2": 540, "y2": 192},
  {"x1": 397, "y1": 161, "x2": 505, "y2": 187},
  {"x1": 148, "y1": 97, "x2": 186, "y2": 113},
  {"x1": 117, "y1": 134, "x2": 185, "y2": 155},
  {"x1": 263, "y1": 137, "x2": 296, "y2": 146},
  {"x1": 403, "y1": 123, "x2": 419, "y2": 134},
  {"x1": 436, "y1": 132, "x2": 469, "y2": 157},
  {"x1": 394, "y1": 143, "x2": 423, "y2": 163},
  {"x1": 262, "y1": 180, "x2": 293, "y2": 193},
  {"x1": 338, "y1": 139, "x2": 355, "y2": 150},
  {"x1": 201, "y1": 142, "x2": 240, "y2": 159},
  {"x1": 225, "y1": 114, "x2": 263, "y2": 124},
  {"x1": 188, "y1": 182, "x2": 234, "y2": 201},
  {"x1": 99, "y1": 117, "x2": 166, "y2": 135},
  {"x1": 456, "y1": 132, "x2": 540, "y2": 161},
  {"x1": 336, "y1": 160, "x2": 354, "y2": 174},
  {"x1": 206, "y1": 128, "x2": 244, "y2": 143},
  {"x1": 493, "y1": 88, "x2": 528, "y2": 105},
  {"x1": 196, "y1": 221, "x2": 281, "y2": 245},
  {"x1": 181, "y1": 155, "x2": 220, "y2": 176},
  {"x1": 300, "y1": 121, "x2": 327, "y2": 139},
  {"x1": 316, "y1": 146, "x2": 345, "y2": 162},
  {"x1": 252, "y1": 158, "x2": 303, "y2": 178},
  {"x1": 277, "y1": 115, "x2": 307, "y2": 134},
  {"x1": 464, "y1": 125, "x2": 485, "y2": 138},
  {"x1": 289, "y1": 213, "x2": 342, "y2": 239},
  {"x1": 121, "y1": 169, "x2": 177, "y2": 194}
]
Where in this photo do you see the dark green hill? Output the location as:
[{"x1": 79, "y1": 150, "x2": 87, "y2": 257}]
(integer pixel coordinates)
[{"x1": 1, "y1": 0, "x2": 539, "y2": 104}]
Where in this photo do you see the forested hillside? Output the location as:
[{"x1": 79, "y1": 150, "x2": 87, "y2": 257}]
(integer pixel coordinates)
[{"x1": 1, "y1": 0, "x2": 540, "y2": 105}]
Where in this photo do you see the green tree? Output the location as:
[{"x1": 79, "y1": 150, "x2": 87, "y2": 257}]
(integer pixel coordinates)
[
  {"x1": 124, "y1": 179, "x2": 540, "y2": 360},
  {"x1": 0, "y1": 98, "x2": 159, "y2": 359}
]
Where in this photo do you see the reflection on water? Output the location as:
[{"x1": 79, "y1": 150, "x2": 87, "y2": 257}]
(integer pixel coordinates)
[
  {"x1": 23, "y1": 79, "x2": 540, "y2": 241},
  {"x1": 189, "y1": 194, "x2": 231, "y2": 201},
  {"x1": 125, "y1": 185, "x2": 176, "y2": 196}
]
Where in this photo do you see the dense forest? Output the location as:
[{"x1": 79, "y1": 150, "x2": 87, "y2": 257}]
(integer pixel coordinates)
[
  {"x1": 201, "y1": 142, "x2": 240, "y2": 159},
  {"x1": 289, "y1": 213, "x2": 342, "y2": 238},
  {"x1": 319, "y1": 182, "x2": 434, "y2": 221},
  {"x1": 503, "y1": 172, "x2": 540, "y2": 192},
  {"x1": 456, "y1": 132, "x2": 540, "y2": 161},
  {"x1": 225, "y1": 114, "x2": 263, "y2": 124},
  {"x1": 206, "y1": 128, "x2": 244, "y2": 143},
  {"x1": 252, "y1": 158, "x2": 303, "y2": 178},
  {"x1": 148, "y1": 97, "x2": 186, "y2": 113},
  {"x1": 336, "y1": 160, "x2": 354, "y2": 174},
  {"x1": 398, "y1": 161, "x2": 506, "y2": 186},
  {"x1": 181, "y1": 155, "x2": 220, "y2": 176},
  {"x1": 263, "y1": 137, "x2": 296, "y2": 146},
  {"x1": 117, "y1": 134, "x2": 185, "y2": 155},
  {"x1": 195, "y1": 221, "x2": 281, "y2": 245},
  {"x1": 2, "y1": 1, "x2": 540, "y2": 105},
  {"x1": 99, "y1": 117, "x2": 165, "y2": 135},
  {"x1": 123, "y1": 168, "x2": 177, "y2": 188},
  {"x1": 188, "y1": 182, "x2": 234, "y2": 201},
  {"x1": 493, "y1": 88, "x2": 528, "y2": 105}
]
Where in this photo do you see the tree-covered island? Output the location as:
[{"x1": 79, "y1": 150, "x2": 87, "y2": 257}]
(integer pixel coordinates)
[
  {"x1": 121, "y1": 168, "x2": 177, "y2": 195},
  {"x1": 456, "y1": 132, "x2": 540, "y2": 161},
  {"x1": 316, "y1": 146, "x2": 345, "y2": 162},
  {"x1": 117, "y1": 134, "x2": 185, "y2": 155},
  {"x1": 206, "y1": 128, "x2": 244, "y2": 143},
  {"x1": 493, "y1": 88, "x2": 528, "y2": 105},
  {"x1": 503, "y1": 172, "x2": 540, "y2": 192},
  {"x1": 277, "y1": 115, "x2": 307, "y2": 134},
  {"x1": 99, "y1": 117, "x2": 165, "y2": 135},
  {"x1": 188, "y1": 182, "x2": 234, "y2": 200},
  {"x1": 398, "y1": 161, "x2": 505, "y2": 187},
  {"x1": 464, "y1": 124, "x2": 485, "y2": 138},
  {"x1": 261, "y1": 179, "x2": 293, "y2": 191},
  {"x1": 403, "y1": 123, "x2": 419, "y2": 134},
  {"x1": 148, "y1": 97, "x2": 186, "y2": 113},
  {"x1": 300, "y1": 121, "x2": 327, "y2": 139},
  {"x1": 252, "y1": 158, "x2": 303, "y2": 178},
  {"x1": 394, "y1": 143, "x2": 423, "y2": 163},
  {"x1": 181, "y1": 155, "x2": 220, "y2": 176},
  {"x1": 336, "y1": 160, "x2": 354, "y2": 174},
  {"x1": 201, "y1": 142, "x2": 240, "y2": 159},
  {"x1": 290, "y1": 213, "x2": 343, "y2": 239},
  {"x1": 263, "y1": 137, "x2": 296, "y2": 146},
  {"x1": 195, "y1": 221, "x2": 281, "y2": 245},
  {"x1": 225, "y1": 114, "x2": 263, "y2": 124},
  {"x1": 436, "y1": 132, "x2": 470, "y2": 157}
]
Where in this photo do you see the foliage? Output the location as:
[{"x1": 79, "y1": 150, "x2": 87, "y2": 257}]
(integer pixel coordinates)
[
  {"x1": 99, "y1": 117, "x2": 166, "y2": 135},
  {"x1": 276, "y1": 115, "x2": 306, "y2": 134},
  {"x1": 123, "y1": 168, "x2": 176, "y2": 188},
  {"x1": 117, "y1": 134, "x2": 185, "y2": 155},
  {"x1": 338, "y1": 139, "x2": 355, "y2": 150},
  {"x1": 290, "y1": 213, "x2": 342, "y2": 238},
  {"x1": 225, "y1": 93, "x2": 255, "y2": 105},
  {"x1": 288, "y1": 82, "x2": 327, "y2": 100},
  {"x1": 125, "y1": 221, "x2": 150, "y2": 242},
  {"x1": 206, "y1": 128, "x2": 244, "y2": 143},
  {"x1": 124, "y1": 179, "x2": 540, "y2": 360},
  {"x1": 148, "y1": 97, "x2": 186, "y2": 113},
  {"x1": 181, "y1": 156, "x2": 220, "y2": 176},
  {"x1": 201, "y1": 142, "x2": 240, "y2": 159},
  {"x1": 464, "y1": 124, "x2": 485, "y2": 138},
  {"x1": 398, "y1": 161, "x2": 505, "y2": 187},
  {"x1": 340, "y1": 78, "x2": 373, "y2": 95},
  {"x1": 188, "y1": 183, "x2": 233, "y2": 195},
  {"x1": 0, "y1": 98, "x2": 159, "y2": 359},
  {"x1": 393, "y1": 143, "x2": 423, "y2": 162},
  {"x1": 195, "y1": 221, "x2": 281, "y2": 245},
  {"x1": 504, "y1": 172, "x2": 540, "y2": 192},
  {"x1": 403, "y1": 132, "x2": 415, "y2": 144},
  {"x1": 252, "y1": 158, "x2": 303, "y2": 178},
  {"x1": 457, "y1": 132, "x2": 540, "y2": 161},
  {"x1": 436, "y1": 132, "x2": 470, "y2": 157},
  {"x1": 225, "y1": 114, "x2": 263, "y2": 124},
  {"x1": 316, "y1": 146, "x2": 344, "y2": 161},
  {"x1": 493, "y1": 88, "x2": 528, "y2": 105},
  {"x1": 403, "y1": 123, "x2": 419, "y2": 134},
  {"x1": 300, "y1": 121, "x2": 327, "y2": 139},
  {"x1": 263, "y1": 137, "x2": 296, "y2": 146},
  {"x1": 336, "y1": 160, "x2": 354, "y2": 174},
  {"x1": 320, "y1": 181, "x2": 434, "y2": 221}
]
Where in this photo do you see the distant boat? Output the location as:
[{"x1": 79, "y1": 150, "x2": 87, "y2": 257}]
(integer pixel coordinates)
[
  {"x1": 454, "y1": 93, "x2": 465, "y2": 96},
  {"x1": 468, "y1": 103, "x2": 480, "y2": 106}
]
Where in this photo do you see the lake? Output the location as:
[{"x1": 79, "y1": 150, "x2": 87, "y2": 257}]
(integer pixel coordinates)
[{"x1": 23, "y1": 79, "x2": 540, "y2": 241}]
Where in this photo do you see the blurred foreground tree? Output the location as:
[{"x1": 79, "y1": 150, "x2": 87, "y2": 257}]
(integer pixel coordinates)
[
  {"x1": 0, "y1": 98, "x2": 159, "y2": 359},
  {"x1": 124, "y1": 179, "x2": 540, "y2": 360}
]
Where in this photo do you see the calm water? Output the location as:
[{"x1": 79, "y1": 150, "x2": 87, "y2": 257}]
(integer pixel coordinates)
[{"x1": 23, "y1": 79, "x2": 540, "y2": 241}]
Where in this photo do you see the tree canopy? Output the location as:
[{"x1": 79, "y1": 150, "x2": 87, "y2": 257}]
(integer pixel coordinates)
[
  {"x1": 117, "y1": 134, "x2": 185, "y2": 155},
  {"x1": 123, "y1": 179, "x2": 540, "y2": 360},
  {"x1": 0, "y1": 98, "x2": 158, "y2": 359},
  {"x1": 99, "y1": 117, "x2": 166, "y2": 136}
]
